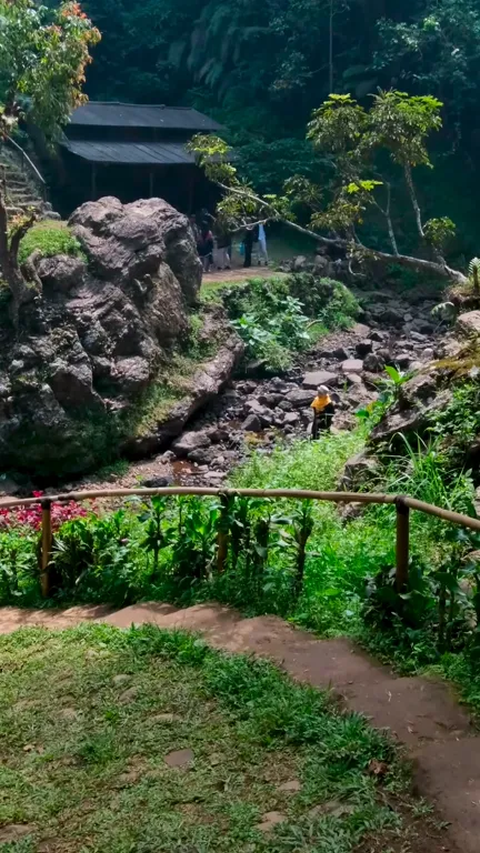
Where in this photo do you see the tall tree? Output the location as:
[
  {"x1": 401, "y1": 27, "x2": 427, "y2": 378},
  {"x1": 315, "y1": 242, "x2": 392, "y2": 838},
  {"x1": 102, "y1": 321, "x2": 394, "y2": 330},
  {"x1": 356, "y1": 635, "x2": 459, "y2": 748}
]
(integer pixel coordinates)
[
  {"x1": 0, "y1": 0, "x2": 100, "y2": 325},
  {"x1": 191, "y1": 91, "x2": 467, "y2": 285}
]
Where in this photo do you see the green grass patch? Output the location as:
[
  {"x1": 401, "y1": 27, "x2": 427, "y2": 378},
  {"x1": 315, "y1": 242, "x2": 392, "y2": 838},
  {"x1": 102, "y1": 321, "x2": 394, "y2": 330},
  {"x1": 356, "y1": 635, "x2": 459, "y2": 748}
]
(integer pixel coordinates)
[
  {"x1": 132, "y1": 383, "x2": 186, "y2": 439},
  {"x1": 18, "y1": 221, "x2": 85, "y2": 265},
  {"x1": 0, "y1": 624, "x2": 441, "y2": 852}
]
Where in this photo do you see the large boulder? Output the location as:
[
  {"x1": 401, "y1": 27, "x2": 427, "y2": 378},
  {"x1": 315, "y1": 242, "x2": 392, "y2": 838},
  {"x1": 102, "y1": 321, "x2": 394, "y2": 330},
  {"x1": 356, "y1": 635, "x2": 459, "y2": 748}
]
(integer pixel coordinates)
[
  {"x1": 69, "y1": 196, "x2": 202, "y2": 305},
  {"x1": 0, "y1": 197, "x2": 222, "y2": 477}
]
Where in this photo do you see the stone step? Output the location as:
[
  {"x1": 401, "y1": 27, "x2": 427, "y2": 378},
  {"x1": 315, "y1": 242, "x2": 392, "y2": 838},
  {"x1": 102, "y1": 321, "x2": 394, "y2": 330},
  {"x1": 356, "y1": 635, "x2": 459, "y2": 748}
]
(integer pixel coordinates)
[
  {"x1": 100, "y1": 602, "x2": 179, "y2": 628},
  {"x1": 5, "y1": 181, "x2": 30, "y2": 190},
  {"x1": 101, "y1": 602, "x2": 243, "y2": 640},
  {"x1": 0, "y1": 604, "x2": 113, "y2": 634},
  {"x1": 6, "y1": 193, "x2": 40, "y2": 202}
]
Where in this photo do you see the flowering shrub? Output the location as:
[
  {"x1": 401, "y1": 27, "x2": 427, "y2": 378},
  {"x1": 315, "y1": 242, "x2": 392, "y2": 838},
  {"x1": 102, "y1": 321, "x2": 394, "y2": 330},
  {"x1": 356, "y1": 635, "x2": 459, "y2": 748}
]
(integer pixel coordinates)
[{"x1": 0, "y1": 492, "x2": 94, "y2": 532}]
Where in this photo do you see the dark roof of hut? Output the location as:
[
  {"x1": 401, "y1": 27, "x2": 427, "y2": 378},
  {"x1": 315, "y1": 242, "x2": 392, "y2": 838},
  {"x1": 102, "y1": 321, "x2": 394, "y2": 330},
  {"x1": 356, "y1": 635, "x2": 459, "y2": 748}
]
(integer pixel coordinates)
[
  {"x1": 68, "y1": 102, "x2": 222, "y2": 131},
  {"x1": 62, "y1": 139, "x2": 197, "y2": 165}
]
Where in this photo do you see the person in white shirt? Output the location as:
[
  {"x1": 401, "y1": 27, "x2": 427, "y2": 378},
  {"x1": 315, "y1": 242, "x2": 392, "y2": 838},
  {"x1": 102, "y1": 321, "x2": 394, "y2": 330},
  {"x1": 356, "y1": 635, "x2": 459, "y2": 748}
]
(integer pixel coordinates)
[{"x1": 257, "y1": 222, "x2": 268, "y2": 266}]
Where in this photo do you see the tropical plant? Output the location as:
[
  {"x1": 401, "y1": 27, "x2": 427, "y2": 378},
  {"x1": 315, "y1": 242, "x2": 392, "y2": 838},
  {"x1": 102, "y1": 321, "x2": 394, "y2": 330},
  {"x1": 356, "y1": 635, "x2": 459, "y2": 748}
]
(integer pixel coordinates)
[
  {"x1": 288, "y1": 500, "x2": 315, "y2": 596},
  {"x1": 191, "y1": 91, "x2": 470, "y2": 286},
  {"x1": 469, "y1": 257, "x2": 480, "y2": 293},
  {"x1": 357, "y1": 366, "x2": 410, "y2": 426},
  {"x1": 139, "y1": 496, "x2": 168, "y2": 575}
]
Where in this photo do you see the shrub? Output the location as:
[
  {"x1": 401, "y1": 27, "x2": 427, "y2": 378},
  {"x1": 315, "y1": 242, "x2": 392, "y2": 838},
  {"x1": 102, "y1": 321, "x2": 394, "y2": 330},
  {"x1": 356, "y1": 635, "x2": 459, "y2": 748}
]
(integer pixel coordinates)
[
  {"x1": 287, "y1": 273, "x2": 359, "y2": 328},
  {"x1": 0, "y1": 491, "x2": 93, "y2": 531},
  {"x1": 18, "y1": 221, "x2": 85, "y2": 265},
  {"x1": 231, "y1": 296, "x2": 310, "y2": 371},
  {"x1": 226, "y1": 274, "x2": 358, "y2": 371},
  {"x1": 430, "y1": 381, "x2": 480, "y2": 471},
  {"x1": 222, "y1": 273, "x2": 359, "y2": 328}
]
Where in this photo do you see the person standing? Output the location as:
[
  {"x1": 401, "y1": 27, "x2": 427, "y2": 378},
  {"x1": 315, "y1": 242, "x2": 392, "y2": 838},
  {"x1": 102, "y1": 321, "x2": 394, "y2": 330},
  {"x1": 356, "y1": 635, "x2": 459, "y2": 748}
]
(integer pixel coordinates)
[
  {"x1": 257, "y1": 222, "x2": 268, "y2": 266},
  {"x1": 199, "y1": 225, "x2": 214, "y2": 273},
  {"x1": 310, "y1": 385, "x2": 335, "y2": 438},
  {"x1": 215, "y1": 222, "x2": 232, "y2": 270},
  {"x1": 243, "y1": 225, "x2": 254, "y2": 269}
]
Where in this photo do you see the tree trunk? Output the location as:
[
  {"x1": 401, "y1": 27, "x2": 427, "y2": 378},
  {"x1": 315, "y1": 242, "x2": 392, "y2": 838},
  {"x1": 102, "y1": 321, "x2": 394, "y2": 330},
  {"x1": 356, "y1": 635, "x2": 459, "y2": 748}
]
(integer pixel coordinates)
[
  {"x1": 283, "y1": 217, "x2": 468, "y2": 285},
  {"x1": 329, "y1": 0, "x2": 334, "y2": 93},
  {"x1": 386, "y1": 212, "x2": 399, "y2": 256},
  {"x1": 0, "y1": 186, "x2": 38, "y2": 328},
  {"x1": 404, "y1": 163, "x2": 425, "y2": 241}
]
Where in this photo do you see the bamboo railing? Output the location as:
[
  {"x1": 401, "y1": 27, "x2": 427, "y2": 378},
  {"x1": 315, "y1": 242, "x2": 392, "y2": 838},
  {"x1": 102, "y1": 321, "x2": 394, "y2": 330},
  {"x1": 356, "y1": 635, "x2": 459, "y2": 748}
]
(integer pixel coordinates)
[{"x1": 1, "y1": 487, "x2": 480, "y2": 598}]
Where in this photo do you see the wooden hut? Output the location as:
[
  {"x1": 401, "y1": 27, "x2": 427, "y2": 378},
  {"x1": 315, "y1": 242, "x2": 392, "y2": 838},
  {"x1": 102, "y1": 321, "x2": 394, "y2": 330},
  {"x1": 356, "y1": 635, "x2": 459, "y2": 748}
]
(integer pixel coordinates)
[{"x1": 58, "y1": 101, "x2": 222, "y2": 213}]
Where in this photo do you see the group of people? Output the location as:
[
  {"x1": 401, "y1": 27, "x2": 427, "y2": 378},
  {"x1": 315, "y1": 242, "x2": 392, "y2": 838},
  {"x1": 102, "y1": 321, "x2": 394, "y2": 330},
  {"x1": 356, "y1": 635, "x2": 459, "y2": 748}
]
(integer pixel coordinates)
[{"x1": 189, "y1": 209, "x2": 268, "y2": 272}]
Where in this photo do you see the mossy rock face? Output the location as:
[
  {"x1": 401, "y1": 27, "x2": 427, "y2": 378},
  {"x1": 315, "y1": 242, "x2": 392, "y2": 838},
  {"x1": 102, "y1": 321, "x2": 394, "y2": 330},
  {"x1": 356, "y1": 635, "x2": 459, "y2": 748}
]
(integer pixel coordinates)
[{"x1": 0, "y1": 196, "x2": 209, "y2": 478}]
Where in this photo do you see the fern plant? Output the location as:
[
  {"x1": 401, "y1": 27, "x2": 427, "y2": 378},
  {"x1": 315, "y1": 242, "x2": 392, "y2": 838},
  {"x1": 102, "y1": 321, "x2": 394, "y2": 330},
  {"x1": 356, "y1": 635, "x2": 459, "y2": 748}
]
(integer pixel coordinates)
[{"x1": 469, "y1": 257, "x2": 480, "y2": 293}]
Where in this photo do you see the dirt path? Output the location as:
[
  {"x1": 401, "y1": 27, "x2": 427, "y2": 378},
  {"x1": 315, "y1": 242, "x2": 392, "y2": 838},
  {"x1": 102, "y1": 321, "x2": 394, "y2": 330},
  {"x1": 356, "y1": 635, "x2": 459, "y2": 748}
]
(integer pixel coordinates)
[
  {"x1": 202, "y1": 266, "x2": 279, "y2": 284},
  {"x1": 0, "y1": 601, "x2": 478, "y2": 851}
]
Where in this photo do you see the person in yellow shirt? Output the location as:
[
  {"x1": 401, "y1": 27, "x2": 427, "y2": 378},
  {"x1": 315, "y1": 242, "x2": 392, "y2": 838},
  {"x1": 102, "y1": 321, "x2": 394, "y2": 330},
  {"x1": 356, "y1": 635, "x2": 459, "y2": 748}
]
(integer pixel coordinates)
[{"x1": 310, "y1": 385, "x2": 335, "y2": 438}]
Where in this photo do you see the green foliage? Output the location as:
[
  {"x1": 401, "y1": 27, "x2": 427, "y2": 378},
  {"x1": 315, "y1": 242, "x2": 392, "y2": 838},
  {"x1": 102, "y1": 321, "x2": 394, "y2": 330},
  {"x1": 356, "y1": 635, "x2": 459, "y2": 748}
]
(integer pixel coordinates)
[
  {"x1": 357, "y1": 366, "x2": 410, "y2": 426},
  {"x1": 0, "y1": 529, "x2": 38, "y2": 604},
  {"x1": 368, "y1": 90, "x2": 442, "y2": 169},
  {"x1": 222, "y1": 274, "x2": 358, "y2": 372},
  {"x1": 17, "y1": 221, "x2": 85, "y2": 265},
  {"x1": 423, "y1": 216, "x2": 456, "y2": 251},
  {"x1": 0, "y1": 624, "x2": 428, "y2": 852},
  {"x1": 192, "y1": 90, "x2": 455, "y2": 266},
  {"x1": 307, "y1": 94, "x2": 368, "y2": 156},
  {"x1": 78, "y1": 0, "x2": 480, "y2": 258},
  {"x1": 231, "y1": 312, "x2": 296, "y2": 371},
  {"x1": 4, "y1": 418, "x2": 480, "y2": 722},
  {"x1": 429, "y1": 381, "x2": 480, "y2": 471},
  {"x1": 469, "y1": 257, "x2": 480, "y2": 293},
  {"x1": 0, "y1": 0, "x2": 100, "y2": 140},
  {"x1": 375, "y1": 0, "x2": 480, "y2": 124}
]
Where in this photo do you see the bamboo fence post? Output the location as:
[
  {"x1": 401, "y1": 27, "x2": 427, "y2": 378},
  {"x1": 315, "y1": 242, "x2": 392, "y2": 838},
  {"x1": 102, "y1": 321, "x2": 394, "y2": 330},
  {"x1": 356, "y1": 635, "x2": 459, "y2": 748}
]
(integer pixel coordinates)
[
  {"x1": 216, "y1": 493, "x2": 231, "y2": 575},
  {"x1": 40, "y1": 499, "x2": 53, "y2": 598},
  {"x1": 395, "y1": 496, "x2": 410, "y2": 592}
]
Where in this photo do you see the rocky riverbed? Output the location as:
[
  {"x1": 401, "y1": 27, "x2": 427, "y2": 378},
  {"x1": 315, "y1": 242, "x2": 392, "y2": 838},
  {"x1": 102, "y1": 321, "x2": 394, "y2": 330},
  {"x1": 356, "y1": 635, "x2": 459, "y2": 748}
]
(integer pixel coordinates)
[{"x1": 56, "y1": 286, "x2": 443, "y2": 495}]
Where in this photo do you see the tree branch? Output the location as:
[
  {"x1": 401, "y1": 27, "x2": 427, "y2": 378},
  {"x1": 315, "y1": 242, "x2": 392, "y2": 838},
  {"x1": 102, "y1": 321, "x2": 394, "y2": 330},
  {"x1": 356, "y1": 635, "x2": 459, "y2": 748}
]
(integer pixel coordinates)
[
  {"x1": 216, "y1": 179, "x2": 468, "y2": 285},
  {"x1": 0, "y1": 176, "x2": 9, "y2": 266},
  {"x1": 9, "y1": 213, "x2": 36, "y2": 268}
]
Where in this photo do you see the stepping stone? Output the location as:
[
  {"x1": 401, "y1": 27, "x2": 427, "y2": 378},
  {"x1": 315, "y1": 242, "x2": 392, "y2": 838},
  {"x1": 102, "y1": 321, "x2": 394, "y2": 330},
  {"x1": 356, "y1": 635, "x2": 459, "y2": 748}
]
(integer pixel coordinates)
[
  {"x1": 112, "y1": 674, "x2": 130, "y2": 687},
  {"x1": 0, "y1": 825, "x2": 35, "y2": 843},
  {"x1": 278, "y1": 779, "x2": 301, "y2": 792},
  {"x1": 164, "y1": 748, "x2": 194, "y2": 768},
  {"x1": 302, "y1": 370, "x2": 336, "y2": 390},
  {"x1": 119, "y1": 687, "x2": 138, "y2": 704},
  {"x1": 341, "y1": 359, "x2": 363, "y2": 373},
  {"x1": 151, "y1": 713, "x2": 179, "y2": 724},
  {"x1": 256, "y1": 811, "x2": 287, "y2": 832}
]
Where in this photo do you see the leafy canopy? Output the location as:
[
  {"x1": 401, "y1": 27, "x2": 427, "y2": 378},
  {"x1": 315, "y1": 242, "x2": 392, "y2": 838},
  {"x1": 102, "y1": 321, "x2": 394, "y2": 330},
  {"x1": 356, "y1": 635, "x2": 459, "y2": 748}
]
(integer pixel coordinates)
[
  {"x1": 192, "y1": 90, "x2": 444, "y2": 246},
  {"x1": 0, "y1": 0, "x2": 100, "y2": 140}
]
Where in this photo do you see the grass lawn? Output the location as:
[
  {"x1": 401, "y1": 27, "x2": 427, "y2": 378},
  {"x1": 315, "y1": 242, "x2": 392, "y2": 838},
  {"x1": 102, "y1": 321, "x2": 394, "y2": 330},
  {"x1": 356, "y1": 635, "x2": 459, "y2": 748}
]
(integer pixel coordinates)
[{"x1": 0, "y1": 625, "x2": 447, "y2": 852}]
